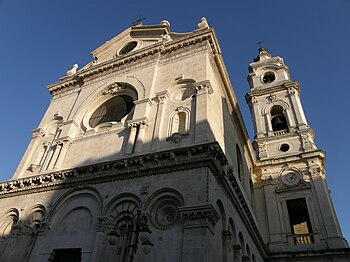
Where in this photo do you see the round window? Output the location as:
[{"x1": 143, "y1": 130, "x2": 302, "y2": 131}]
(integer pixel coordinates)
[
  {"x1": 118, "y1": 41, "x2": 137, "y2": 55},
  {"x1": 89, "y1": 95, "x2": 134, "y2": 128},
  {"x1": 262, "y1": 72, "x2": 276, "y2": 84},
  {"x1": 280, "y1": 143, "x2": 290, "y2": 152}
]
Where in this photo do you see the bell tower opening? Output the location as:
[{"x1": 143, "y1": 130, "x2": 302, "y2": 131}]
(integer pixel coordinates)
[
  {"x1": 270, "y1": 105, "x2": 288, "y2": 131},
  {"x1": 286, "y1": 198, "x2": 314, "y2": 244}
]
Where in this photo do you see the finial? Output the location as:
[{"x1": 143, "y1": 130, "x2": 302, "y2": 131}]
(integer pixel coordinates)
[
  {"x1": 160, "y1": 20, "x2": 171, "y2": 29},
  {"x1": 197, "y1": 17, "x2": 209, "y2": 29}
]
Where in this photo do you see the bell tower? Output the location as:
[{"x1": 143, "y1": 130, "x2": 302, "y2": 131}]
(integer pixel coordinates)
[
  {"x1": 246, "y1": 47, "x2": 313, "y2": 159},
  {"x1": 246, "y1": 48, "x2": 349, "y2": 258}
]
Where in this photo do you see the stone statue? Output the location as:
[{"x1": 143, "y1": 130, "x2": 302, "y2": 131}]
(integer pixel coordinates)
[
  {"x1": 198, "y1": 17, "x2": 209, "y2": 29},
  {"x1": 66, "y1": 64, "x2": 78, "y2": 76}
]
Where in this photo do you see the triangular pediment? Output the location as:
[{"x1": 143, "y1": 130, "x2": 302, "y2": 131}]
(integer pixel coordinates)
[{"x1": 89, "y1": 23, "x2": 171, "y2": 65}]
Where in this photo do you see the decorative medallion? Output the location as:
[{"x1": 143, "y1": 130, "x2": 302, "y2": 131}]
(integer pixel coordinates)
[{"x1": 151, "y1": 198, "x2": 180, "y2": 230}]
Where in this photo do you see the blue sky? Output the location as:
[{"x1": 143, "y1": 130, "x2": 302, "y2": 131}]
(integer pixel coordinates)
[{"x1": 1, "y1": 0, "x2": 349, "y2": 242}]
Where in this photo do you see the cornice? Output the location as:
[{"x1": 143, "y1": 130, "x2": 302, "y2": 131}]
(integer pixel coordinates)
[
  {"x1": 246, "y1": 81, "x2": 300, "y2": 100},
  {"x1": 255, "y1": 150, "x2": 325, "y2": 168},
  {"x1": 47, "y1": 29, "x2": 217, "y2": 96},
  {"x1": 0, "y1": 142, "x2": 221, "y2": 197},
  {"x1": 0, "y1": 141, "x2": 266, "y2": 256}
]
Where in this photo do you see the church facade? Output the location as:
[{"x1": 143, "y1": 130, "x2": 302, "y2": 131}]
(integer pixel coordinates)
[{"x1": 0, "y1": 19, "x2": 349, "y2": 262}]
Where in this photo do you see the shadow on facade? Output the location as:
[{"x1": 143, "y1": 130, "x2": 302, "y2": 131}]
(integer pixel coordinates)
[{"x1": 0, "y1": 99, "x2": 263, "y2": 262}]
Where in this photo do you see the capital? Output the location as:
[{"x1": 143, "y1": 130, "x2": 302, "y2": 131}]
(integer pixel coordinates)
[{"x1": 194, "y1": 80, "x2": 213, "y2": 95}]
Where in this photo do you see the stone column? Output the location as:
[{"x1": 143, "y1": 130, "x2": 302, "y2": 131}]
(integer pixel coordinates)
[
  {"x1": 309, "y1": 164, "x2": 349, "y2": 248},
  {"x1": 261, "y1": 177, "x2": 284, "y2": 252},
  {"x1": 222, "y1": 230, "x2": 233, "y2": 262},
  {"x1": 41, "y1": 143, "x2": 55, "y2": 172},
  {"x1": 288, "y1": 87, "x2": 308, "y2": 129},
  {"x1": 265, "y1": 113, "x2": 273, "y2": 134},
  {"x1": 194, "y1": 80, "x2": 213, "y2": 143},
  {"x1": 178, "y1": 205, "x2": 220, "y2": 262},
  {"x1": 125, "y1": 124, "x2": 138, "y2": 155},
  {"x1": 232, "y1": 244, "x2": 242, "y2": 262},
  {"x1": 250, "y1": 97, "x2": 264, "y2": 138},
  {"x1": 13, "y1": 128, "x2": 45, "y2": 178},
  {"x1": 41, "y1": 124, "x2": 63, "y2": 172},
  {"x1": 284, "y1": 108, "x2": 295, "y2": 130},
  {"x1": 47, "y1": 142, "x2": 61, "y2": 170},
  {"x1": 90, "y1": 216, "x2": 110, "y2": 262},
  {"x1": 54, "y1": 137, "x2": 72, "y2": 169},
  {"x1": 151, "y1": 91, "x2": 169, "y2": 151},
  {"x1": 27, "y1": 129, "x2": 46, "y2": 172},
  {"x1": 134, "y1": 121, "x2": 148, "y2": 154}
]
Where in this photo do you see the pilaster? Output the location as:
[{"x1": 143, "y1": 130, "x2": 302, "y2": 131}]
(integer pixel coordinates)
[
  {"x1": 179, "y1": 205, "x2": 219, "y2": 262},
  {"x1": 194, "y1": 80, "x2": 213, "y2": 143},
  {"x1": 151, "y1": 90, "x2": 169, "y2": 151}
]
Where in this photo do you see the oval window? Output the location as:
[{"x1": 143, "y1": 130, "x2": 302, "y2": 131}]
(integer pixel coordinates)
[
  {"x1": 119, "y1": 41, "x2": 137, "y2": 55},
  {"x1": 89, "y1": 95, "x2": 134, "y2": 128}
]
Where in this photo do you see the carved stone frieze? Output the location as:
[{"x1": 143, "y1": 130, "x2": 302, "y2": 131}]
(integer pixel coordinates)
[
  {"x1": 178, "y1": 204, "x2": 220, "y2": 232},
  {"x1": 0, "y1": 143, "x2": 219, "y2": 197},
  {"x1": 127, "y1": 118, "x2": 149, "y2": 129}
]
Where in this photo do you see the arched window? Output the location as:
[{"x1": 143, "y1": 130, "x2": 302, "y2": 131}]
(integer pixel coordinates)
[
  {"x1": 270, "y1": 105, "x2": 288, "y2": 131},
  {"x1": 167, "y1": 107, "x2": 191, "y2": 143},
  {"x1": 0, "y1": 210, "x2": 18, "y2": 238},
  {"x1": 89, "y1": 95, "x2": 134, "y2": 128}
]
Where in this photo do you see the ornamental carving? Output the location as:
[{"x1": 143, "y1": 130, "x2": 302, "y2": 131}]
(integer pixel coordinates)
[
  {"x1": 257, "y1": 142, "x2": 268, "y2": 159},
  {"x1": 194, "y1": 80, "x2": 213, "y2": 95},
  {"x1": 151, "y1": 198, "x2": 181, "y2": 230},
  {"x1": 96, "y1": 216, "x2": 112, "y2": 232},
  {"x1": 301, "y1": 132, "x2": 316, "y2": 151},
  {"x1": 222, "y1": 230, "x2": 233, "y2": 248},
  {"x1": 178, "y1": 205, "x2": 220, "y2": 228},
  {"x1": 32, "y1": 128, "x2": 45, "y2": 139},
  {"x1": 102, "y1": 82, "x2": 123, "y2": 95},
  {"x1": 251, "y1": 96, "x2": 258, "y2": 104}
]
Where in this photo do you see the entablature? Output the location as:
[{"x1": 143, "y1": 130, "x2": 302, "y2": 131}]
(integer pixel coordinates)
[
  {"x1": 254, "y1": 149, "x2": 325, "y2": 168},
  {"x1": 246, "y1": 81, "x2": 300, "y2": 101}
]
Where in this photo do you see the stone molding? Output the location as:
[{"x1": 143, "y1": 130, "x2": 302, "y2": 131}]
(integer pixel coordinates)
[
  {"x1": 47, "y1": 29, "x2": 216, "y2": 95},
  {"x1": 224, "y1": 165, "x2": 267, "y2": 254},
  {"x1": 0, "y1": 143, "x2": 221, "y2": 197},
  {"x1": 178, "y1": 204, "x2": 220, "y2": 233},
  {"x1": 127, "y1": 117, "x2": 149, "y2": 128},
  {"x1": 0, "y1": 142, "x2": 266, "y2": 255},
  {"x1": 193, "y1": 80, "x2": 213, "y2": 95},
  {"x1": 155, "y1": 90, "x2": 170, "y2": 104},
  {"x1": 246, "y1": 81, "x2": 300, "y2": 99}
]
